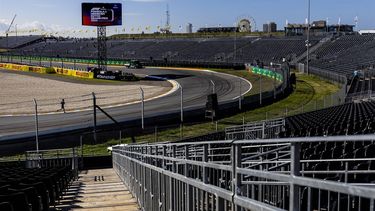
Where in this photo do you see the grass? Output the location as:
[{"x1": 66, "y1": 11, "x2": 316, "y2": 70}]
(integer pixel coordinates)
[{"x1": 79, "y1": 72, "x2": 341, "y2": 157}]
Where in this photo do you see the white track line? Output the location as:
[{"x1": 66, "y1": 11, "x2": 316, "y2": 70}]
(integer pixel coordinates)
[
  {"x1": 199, "y1": 69, "x2": 253, "y2": 100},
  {"x1": 148, "y1": 67, "x2": 253, "y2": 100}
]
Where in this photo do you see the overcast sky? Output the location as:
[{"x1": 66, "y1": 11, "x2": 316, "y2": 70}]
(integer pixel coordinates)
[{"x1": 0, "y1": 0, "x2": 374, "y2": 37}]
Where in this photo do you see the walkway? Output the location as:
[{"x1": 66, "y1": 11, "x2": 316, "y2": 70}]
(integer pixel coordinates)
[{"x1": 55, "y1": 168, "x2": 139, "y2": 211}]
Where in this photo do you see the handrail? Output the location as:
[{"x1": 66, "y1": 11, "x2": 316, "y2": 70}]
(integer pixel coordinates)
[{"x1": 112, "y1": 134, "x2": 375, "y2": 210}]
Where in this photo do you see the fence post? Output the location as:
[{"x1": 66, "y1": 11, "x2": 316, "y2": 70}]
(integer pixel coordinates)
[
  {"x1": 180, "y1": 124, "x2": 183, "y2": 140},
  {"x1": 33, "y1": 99, "x2": 39, "y2": 153},
  {"x1": 154, "y1": 126, "x2": 158, "y2": 143},
  {"x1": 290, "y1": 142, "x2": 301, "y2": 211},
  {"x1": 239, "y1": 79, "x2": 242, "y2": 110},
  {"x1": 169, "y1": 145, "x2": 176, "y2": 211},
  {"x1": 232, "y1": 143, "x2": 242, "y2": 211},
  {"x1": 259, "y1": 75, "x2": 262, "y2": 105},
  {"x1": 202, "y1": 144, "x2": 210, "y2": 210},
  {"x1": 262, "y1": 121, "x2": 266, "y2": 139},
  {"x1": 140, "y1": 87, "x2": 145, "y2": 129},
  {"x1": 92, "y1": 92, "x2": 97, "y2": 144},
  {"x1": 185, "y1": 145, "x2": 193, "y2": 211},
  {"x1": 180, "y1": 86, "x2": 184, "y2": 123}
]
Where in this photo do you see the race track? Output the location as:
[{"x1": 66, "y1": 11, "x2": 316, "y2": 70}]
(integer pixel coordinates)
[{"x1": 0, "y1": 60, "x2": 252, "y2": 141}]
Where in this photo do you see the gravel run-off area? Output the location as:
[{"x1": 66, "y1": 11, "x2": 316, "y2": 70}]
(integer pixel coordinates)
[{"x1": 0, "y1": 71, "x2": 173, "y2": 115}]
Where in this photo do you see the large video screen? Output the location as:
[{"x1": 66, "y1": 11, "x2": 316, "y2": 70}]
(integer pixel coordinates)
[{"x1": 82, "y1": 3, "x2": 122, "y2": 26}]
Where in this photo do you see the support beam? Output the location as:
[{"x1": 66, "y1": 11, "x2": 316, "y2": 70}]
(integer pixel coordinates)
[{"x1": 97, "y1": 26, "x2": 107, "y2": 71}]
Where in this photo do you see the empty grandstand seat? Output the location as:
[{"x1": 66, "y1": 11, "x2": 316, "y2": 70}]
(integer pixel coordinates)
[
  {"x1": 0, "y1": 202, "x2": 13, "y2": 211},
  {"x1": 19, "y1": 182, "x2": 49, "y2": 211},
  {"x1": 8, "y1": 187, "x2": 43, "y2": 211},
  {"x1": 0, "y1": 192, "x2": 31, "y2": 211}
]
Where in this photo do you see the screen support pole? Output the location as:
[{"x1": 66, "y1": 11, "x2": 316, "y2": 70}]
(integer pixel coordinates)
[{"x1": 97, "y1": 26, "x2": 107, "y2": 71}]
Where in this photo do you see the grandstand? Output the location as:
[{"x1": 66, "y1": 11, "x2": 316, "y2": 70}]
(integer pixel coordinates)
[
  {"x1": 0, "y1": 35, "x2": 44, "y2": 49},
  {"x1": 309, "y1": 34, "x2": 375, "y2": 76},
  {"x1": 0, "y1": 150, "x2": 77, "y2": 211},
  {"x1": 5, "y1": 34, "x2": 375, "y2": 79},
  {"x1": 284, "y1": 100, "x2": 375, "y2": 137},
  {"x1": 9, "y1": 36, "x2": 319, "y2": 65}
]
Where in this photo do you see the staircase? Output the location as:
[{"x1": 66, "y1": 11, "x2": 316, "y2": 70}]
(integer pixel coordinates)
[{"x1": 291, "y1": 36, "x2": 332, "y2": 65}]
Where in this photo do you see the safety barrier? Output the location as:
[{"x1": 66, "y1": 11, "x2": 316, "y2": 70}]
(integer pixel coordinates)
[
  {"x1": 1, "y1": 55, "x2": 132, "y2": 66},
  {"x1": 0, "y1": 62, "x2": 94, "y2": 79},
  {"x1": 246, "y1": 64, "x2": 283, "y2": 81},
  {"x1": 0, "y1": 63, "x2": 29, "y2": 71}
]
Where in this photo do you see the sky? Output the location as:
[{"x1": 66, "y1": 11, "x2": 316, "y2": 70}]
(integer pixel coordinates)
[{"x1": 0, "y1": 0, "x2": 374, "y2": 37}]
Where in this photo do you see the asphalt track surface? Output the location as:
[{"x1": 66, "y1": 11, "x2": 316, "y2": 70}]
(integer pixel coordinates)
[{"x1": 0, "y1": 60, "x2": 251, "y2": 141}]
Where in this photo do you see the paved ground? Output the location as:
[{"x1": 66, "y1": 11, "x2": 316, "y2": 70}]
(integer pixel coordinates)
[{"x1": 54, "y1": 168, "x2": 139, "y2": 211}]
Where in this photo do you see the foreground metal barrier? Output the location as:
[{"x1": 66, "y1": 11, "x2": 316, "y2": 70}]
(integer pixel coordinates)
[
  {"x1": 112, "y1": 135, "x2": 375, "y2": 211},
  {"x1": 26, "y1": 148, "x2": 81, "y2": 177},
  {"x1": 225, "y1": 118, "x2": 285, "y2": 140}
]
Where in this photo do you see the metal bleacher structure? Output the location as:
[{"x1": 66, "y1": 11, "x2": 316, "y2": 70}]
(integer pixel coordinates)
[
  {"x1": 0, "y1": 148, "x2": 79, "y2": 211},
  {"x1": 112, "y1": 76, "x2": 375, "y2": 211},
  {"x1": 113, "y1": 105, "x2": 375, "y2": 210}
]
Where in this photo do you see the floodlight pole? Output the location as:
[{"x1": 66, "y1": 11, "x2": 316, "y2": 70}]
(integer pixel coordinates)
[
  {"x1": 259, "y1": 74, "x2": 262, "y2": 105},
  {"x1": 33, "y1": 99, "x2": 39, "y2": 153},
  {"x1": 179, "y1": 85, "x2": 184, "y2": 140},
  {"x1": 234, "y1": 22, "x2": 237, "y2": 63},
  {"x1": 239, "y1": 79, "x2": 242, "y2": 110},
  {"x1": 180, "y1": 85, "x2": 184, "y2": 123},
  {"x1": 306, "y1": 0, "x2": 311, "y2": 75},
  {"x1": 140, "y1": 87, "x2": 144, "y2": 129},
  {"x1": 92, "y1": 92, "x2": 97, "y2": 144}
]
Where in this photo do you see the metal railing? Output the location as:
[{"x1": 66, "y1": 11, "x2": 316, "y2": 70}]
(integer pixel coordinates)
[
  {"x1": 346, "y1": 90, "x2": 375, "y2": 102},
  {"x1": 225, "y1": 118, "x2": 285, "y2": 140},
  {"x1": 26, "y1": 148, "x2": 81, "y2": 176},
  {"x1": 112, "y1": 134, "x2": 375, "y2": 211}
]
